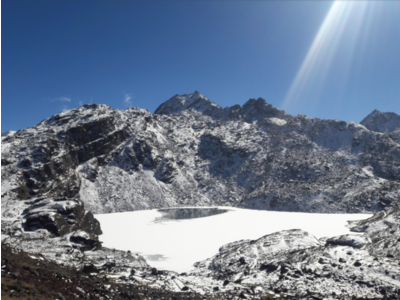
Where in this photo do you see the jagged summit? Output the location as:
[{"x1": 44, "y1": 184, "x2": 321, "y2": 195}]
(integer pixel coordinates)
[
  {"x1": 155, "y1": 92, "x2": 287, "y2": 123},
  {"x1": 237, "y1": 97, "x2": 287, "y2": 122},
  {"x1": 154, "y1": 91, "x2": 218, "y2": 115},
  {"x1": 361, "y1": 109, "x2": 400, "y2": 133}
]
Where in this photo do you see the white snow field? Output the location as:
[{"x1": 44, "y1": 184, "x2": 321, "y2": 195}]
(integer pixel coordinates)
[{"x1": 95, "y1": 207, "x2": 371, "y2": 273}]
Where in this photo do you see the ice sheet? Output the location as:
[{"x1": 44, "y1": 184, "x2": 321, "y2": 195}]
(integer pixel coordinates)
[{"x1": 95, "y1": 207, "x2": 371, "y2": 273}]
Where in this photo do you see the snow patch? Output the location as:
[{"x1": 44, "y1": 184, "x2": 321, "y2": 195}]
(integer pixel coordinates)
[{"x1": 267, "y1": 117, "x2": 287, "y2": 126}]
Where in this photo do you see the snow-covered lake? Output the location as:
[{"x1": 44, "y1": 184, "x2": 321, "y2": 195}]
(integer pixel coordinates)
[{"x1": 95, "y1": 207, "x2": 371, "y2": 273}]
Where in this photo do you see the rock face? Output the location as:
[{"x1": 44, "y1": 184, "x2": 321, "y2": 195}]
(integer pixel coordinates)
[
  {"x1": 361, "y1": 109, "x2": 400, "y2": 134},
  {"x1": 22, "y1": 197, "x2": 102, "y2": 236},
  {"x1": 361, "y1": 109, "x2": 400, "y2": 144},
  {"x1": 2, "y1": 92, "x2": 400, "y2": 214},
  {"x1": 2, "y1": 196, "x2": 148, "y2": 279},
  {"x1": 191, "y1": 228, "x2": 400, "y2": 299},
  {"x1": 349, "y1": 202, "x2": 400, "y2": 259},
  {"x1": 154, "y1": 92, "x2": 287, "y2": 122},
  {"x1": 192, "y1": 229, "x2": 321, "y2": 279},
  {"x1": 325, "y1": 234, "x2": 371, "y2": 249},
  {"x1": 2, "y1": 196, "x2": 103, "y2": 252}
]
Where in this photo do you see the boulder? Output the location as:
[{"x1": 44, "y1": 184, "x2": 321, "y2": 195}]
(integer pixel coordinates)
[
  {"x1": 82, "y1": 264, "x2": 99, "y2": 273},
  {"x1": 25, "y1": 211, "x2": 70, "y2": 236},
  {"x1": 69, "y1": 230, "x2": 102, "y2": 251},
  {"x1": 326, "y1": 234, "x2": 370, "y2": 249},
  {"x1": 23, "y1": 197, "x2": 102, "y2": 236}
]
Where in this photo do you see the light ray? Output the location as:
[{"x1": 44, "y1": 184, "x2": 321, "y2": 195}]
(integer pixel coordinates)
[{"x1": 282, "y1": 1, "x2": 371, "y2": 114}]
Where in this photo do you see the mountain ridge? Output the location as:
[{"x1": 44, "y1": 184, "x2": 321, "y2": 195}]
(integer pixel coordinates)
[
  {"x1": 2, "y1": 92, "x2": 399, "y2": 215},
  {"x1": 154, "y1": 91, "x2": 288, "y2": 122}
]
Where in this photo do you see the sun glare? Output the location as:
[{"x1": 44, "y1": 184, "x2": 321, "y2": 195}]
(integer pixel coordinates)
[{"x1": 282, "y1": 0, "x2": 373, "y2": 114}]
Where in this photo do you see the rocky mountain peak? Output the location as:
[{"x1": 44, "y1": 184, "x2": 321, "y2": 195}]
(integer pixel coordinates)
[
  {"x1": 238, "y1": 97, "x2": 287, "y2": 122},
  {"x1": 154, "y1": 91, "x2": 219, "y2": 115},
  {"x1": 155, "y1": 92, "x2": 288, "y2": 123},
  {"x1": 361, "y1": 109, "x2": 400, "y2": 133}
]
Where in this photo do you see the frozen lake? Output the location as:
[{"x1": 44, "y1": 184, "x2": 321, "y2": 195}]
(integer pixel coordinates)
[{"x1": 95, "y1": 207, "x2": 371, "y2": 273}]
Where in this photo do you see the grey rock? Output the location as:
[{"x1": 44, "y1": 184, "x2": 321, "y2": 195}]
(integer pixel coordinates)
[
  {"x1": 361, "y1": 109, "x2": 400, "y2": 134},
  {"x1": 326, "y1": 234, "x2": 370, "y2": 249},
  {"x1": 2, "y1": 92, "x2": 400, "y2": 214},
  {"x1": 350, "y1": 203, "x2": 400, "y2": 258},
  {"x1": 191, "y1": 228, "x2": 400, "y2": 299},
  {"x1": 23, "y1": 197, "x2": 102, "y2": 236},
  {"x1": 69, "y1": 230, "x2": 102, "y2": 251}
]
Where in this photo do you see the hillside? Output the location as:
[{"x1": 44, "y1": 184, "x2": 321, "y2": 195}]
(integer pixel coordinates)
[{"x1": 2, "y1": 92, "x2": 400, "y2": 214}]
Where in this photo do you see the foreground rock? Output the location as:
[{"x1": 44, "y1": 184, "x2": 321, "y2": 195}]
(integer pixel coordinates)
[
  {"x1": 2, "y1": 92, "x2": 400, "y2": 214},
  {"x1": 2, "y1": 199, "x2": 400, "y2": 299},
  {"x1": 22, "y1": 197, "x2": 101, "y2": 236},
  {"x1": 349, "y1": 202, "x2": 400, "y2": 259},
  {"x1": 1, "y1": 197, "x2": 150, "y2": 283},
  {"x1": 1, "y1": 244, "x2": 215, "y2": 300},
  {"x1": 192, "y1": 227, "x2": 400, "y2": 299}
]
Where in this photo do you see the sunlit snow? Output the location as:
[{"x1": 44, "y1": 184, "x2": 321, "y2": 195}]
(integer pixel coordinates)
[{"x1": 95, "y1": 207, "x2": 370, "y2": 273}]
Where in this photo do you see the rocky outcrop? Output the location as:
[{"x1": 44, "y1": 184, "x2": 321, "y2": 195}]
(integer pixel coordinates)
[
  {"x1": 350, "y1": 203, "x2": 400, "y2": 258},
  {"x1": 192, "y1": 229, "x2": 321, "y2": 279},
  {"x1": 361, "y1": 109, "x2": 400, "y2": 144},
  {"x1": 69, "y1": 230, "x2": 102, "y2": 251},
  {"x1": 325, "y1": 234, "x2": 371, "y2": 249},
  {"x1": 23, "y1": 197, "x2": 102, "y2": 237},
  {"x1": 2, "y1": 196, "x2": 103, "y2": 254},
  {"x1": 154, "y1": 91, "x2": 217, "y2": 116},
  {"x1": 2, "y1": 196, "x2": 400, "y2": 298},
  {"x1": 2, "y1": 92, "x2": 400, "y2": 214},
  {"x1": 191, "y1": 228, "x2": 400, "y2": 299}
]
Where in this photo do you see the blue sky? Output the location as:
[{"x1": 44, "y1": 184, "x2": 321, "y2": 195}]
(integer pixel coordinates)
[{"x1": 2, "y1": 0, "x2": 400, "y2": 133}]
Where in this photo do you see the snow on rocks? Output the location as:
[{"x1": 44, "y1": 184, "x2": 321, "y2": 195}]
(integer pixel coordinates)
[
  {"x1": 1, "y1": 197, "x2": 102, "y2": 252},
  {"x1": 1, "y1": 196, "x2": 151, "y2": 283},
  {"x1": 192, "y1": 229, "x2": 320, "y2": 278},
  {"x1": 154, "y1": 91, "x2": 213, "y2": 115},
  {"x1": 2, "y1": 92, "x2": 400, "y2": 214},
  {"x1": 190, "y1": 227, "x2": 400, "y2": 299},
  {"x1": 2, "y1": 92, "x2": 400, "y2": 298},
  {"x1": 325, "y1": 234, "x2": 371, "y2": 249},
  {"x1": 21, "y1": 197, "x2": 102, "y2": 236},
  {"x1": 350, "y1": 202, "x2": 400, "y2": 259},
  {"x1": 361, "y1": 109, "x2": 400, "y2": 134},
  {"x1": 2, "y1": 197, "x2": 400, "y2": 298}
]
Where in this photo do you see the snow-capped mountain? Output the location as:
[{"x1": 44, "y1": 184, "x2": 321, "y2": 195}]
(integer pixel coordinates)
[
  {"x1": 361, "y1": 109, "x2": 400, "y2": 144},
  {"x1": 155, "y1": 91, "x2": 287, "y2": 122},
  {"x1": 2, "y1": 92, "x2": 400, "y2": 214},
  {"x1": 361, "y1": 109, "x2": 400, "y2": 134},
  {"x1": 2, "y1": 92, "x2": 400, "y2": 299}
]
